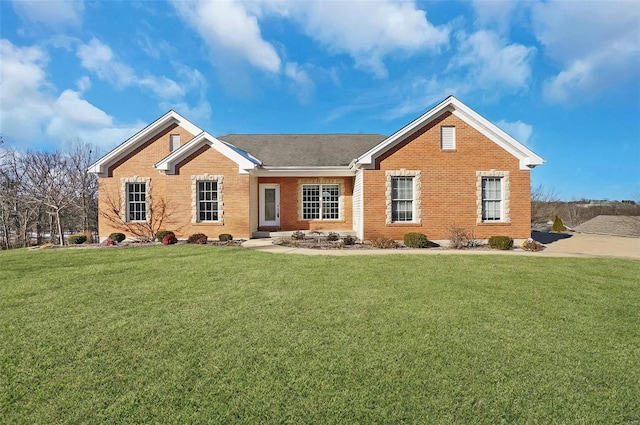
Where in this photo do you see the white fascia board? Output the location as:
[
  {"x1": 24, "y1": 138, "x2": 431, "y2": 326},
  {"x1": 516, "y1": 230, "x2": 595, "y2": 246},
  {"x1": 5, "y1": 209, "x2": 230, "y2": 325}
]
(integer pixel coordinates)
[
  {"x1": 450, "y1": 105, "x2": 545, "y2": 169},
  {"x1": 87, "y1": 110, "x2": 202, "y2": 176},
  {"x1": 154, "y1": 132, "x2": 259, "y2": 175},
  {"x1": 252, "y1": 166, "x2": 355, "y2": 177}
]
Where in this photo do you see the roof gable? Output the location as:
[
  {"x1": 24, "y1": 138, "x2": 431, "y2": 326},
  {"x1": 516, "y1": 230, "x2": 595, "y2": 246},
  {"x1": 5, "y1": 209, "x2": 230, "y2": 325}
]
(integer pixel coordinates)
[
  {"x1": 154, "y1": 132, "x2": 261, "y2": 175},
  {"x1": 88, "y1": 110, "x2": 202, "y2": 176},
  {"x1": 356, "y1": 96, "x2": 544, "y2": 171}
]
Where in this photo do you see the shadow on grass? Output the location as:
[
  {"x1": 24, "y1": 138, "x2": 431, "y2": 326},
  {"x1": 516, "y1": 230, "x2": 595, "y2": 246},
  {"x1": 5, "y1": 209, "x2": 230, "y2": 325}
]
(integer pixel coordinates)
[{"x1": 531, "y1": 231, "x2": 573, "y2": 244}]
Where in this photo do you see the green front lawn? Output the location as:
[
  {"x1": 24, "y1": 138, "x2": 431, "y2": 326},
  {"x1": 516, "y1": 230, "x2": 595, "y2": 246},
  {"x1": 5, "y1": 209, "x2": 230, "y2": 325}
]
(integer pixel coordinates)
[{"x1": 1, "y1": 246, "x2": 638, "y2": 424}]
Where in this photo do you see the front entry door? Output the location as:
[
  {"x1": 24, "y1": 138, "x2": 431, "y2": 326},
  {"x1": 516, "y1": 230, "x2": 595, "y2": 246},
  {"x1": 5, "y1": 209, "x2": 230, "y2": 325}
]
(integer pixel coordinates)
[{"x1": 259, "y1": 184, "x2": 280, "y2": 227}]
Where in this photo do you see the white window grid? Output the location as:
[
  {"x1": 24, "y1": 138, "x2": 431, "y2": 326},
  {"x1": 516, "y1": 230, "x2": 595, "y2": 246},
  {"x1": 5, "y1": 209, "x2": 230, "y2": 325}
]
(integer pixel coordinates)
[
  {"x1": 482, "y1": 177, "x2": 502, "y2": 221},
  {"x1": 127, "y1": 182, "x2": 146, "y2": 222},
  {"x1": 391, "y1": 177, "x2": 414, "y2": 222},
  {"x1": 302, "y1": 184, "x2": 339, "y2": 220},
  {"x1": 198, "y1": 180, "x2": 219, "y2": 221}
]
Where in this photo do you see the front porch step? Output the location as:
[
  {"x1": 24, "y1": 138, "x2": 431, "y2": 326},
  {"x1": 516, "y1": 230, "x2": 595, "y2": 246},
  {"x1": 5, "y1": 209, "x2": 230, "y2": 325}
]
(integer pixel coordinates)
[{"x1": 252, "y1": 230, "x2": 357, "y2": 239}]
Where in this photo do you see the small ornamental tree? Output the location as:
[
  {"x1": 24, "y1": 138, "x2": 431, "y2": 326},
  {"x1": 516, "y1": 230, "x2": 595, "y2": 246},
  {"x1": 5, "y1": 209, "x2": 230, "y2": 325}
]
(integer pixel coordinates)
[
  {"x1": 552, "y1": 215, "x2": 567, "y2": 232},
  {"x1": 162, "y1": 233, "x2": 177, "y2": 245}
]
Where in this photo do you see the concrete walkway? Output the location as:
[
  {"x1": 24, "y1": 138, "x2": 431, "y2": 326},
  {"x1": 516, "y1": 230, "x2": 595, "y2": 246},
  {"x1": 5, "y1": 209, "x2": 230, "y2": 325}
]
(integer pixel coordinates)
[{"x1": 242, "y1": 233, "x2": 639, "y2": 260}]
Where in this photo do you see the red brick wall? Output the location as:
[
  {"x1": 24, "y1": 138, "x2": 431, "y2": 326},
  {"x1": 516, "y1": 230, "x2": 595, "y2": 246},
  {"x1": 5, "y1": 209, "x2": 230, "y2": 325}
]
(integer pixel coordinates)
[{"x1": 362, "y1": 112, "x2": 532, "y2": 241}]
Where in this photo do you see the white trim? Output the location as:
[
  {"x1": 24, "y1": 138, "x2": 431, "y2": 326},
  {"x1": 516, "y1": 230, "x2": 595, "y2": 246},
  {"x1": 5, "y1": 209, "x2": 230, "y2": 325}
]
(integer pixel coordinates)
[
  {"x1": 88, "y1": 110, "x2": 202, "y2": 176},
  {"x1": 192, "y1": 174, "x2": 223, "y2": 223},
  {"x1": 298, "y1": 181, "x2": 343, "y2": 221},
  {"x1": 441, "y1": 126, "x2": 455, "y2": 150},
  {"x1": 121, "y1": 176, "x2": 150, "y2": 223},
  {"x1": 259, "y1": 184, "x2": 280, "y2": 227},
  {"x1": 154, "y1": 132, "x2": 260, "y2": 175},
  {"x1": 355, "y1": 96, "x2": 544, "y2": 171},
  {"x1": 476, "y1": 170, "x2": 510, "y2": 223}
]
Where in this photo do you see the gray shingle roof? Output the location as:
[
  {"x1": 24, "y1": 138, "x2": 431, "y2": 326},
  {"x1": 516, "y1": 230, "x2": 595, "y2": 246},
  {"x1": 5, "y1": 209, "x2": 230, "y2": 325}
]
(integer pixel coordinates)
[
  {"x1": 217, "y1": 134, "x2": 387, "y2": 167},
  {"x1": 574, "y1": 215, "x2": 640, "y2": 237}
]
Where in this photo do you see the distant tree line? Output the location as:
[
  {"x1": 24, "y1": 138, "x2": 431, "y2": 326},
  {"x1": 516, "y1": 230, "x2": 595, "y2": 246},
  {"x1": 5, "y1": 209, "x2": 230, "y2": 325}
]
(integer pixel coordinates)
[
  {"x1": 531, "y1": 185, "x2": 640, "y2": 228},
  {"x1": 0, "y1": 140, "x2": 99, "y2": 249}
]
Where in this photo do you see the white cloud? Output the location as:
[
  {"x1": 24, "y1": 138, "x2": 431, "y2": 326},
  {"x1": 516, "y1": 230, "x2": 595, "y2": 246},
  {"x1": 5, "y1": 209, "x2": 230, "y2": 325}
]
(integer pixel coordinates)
[
  {"x1": 171, "y1": 0, "x2": 281, "y2": 73},
  {"x1": 453, "y1": 30, "x2": 535, "y2": 93},
  {"x1": 280, "y1": 0, "x2": 450, "y2": 78},
  {"x1": 76, "y1": 76, "x2": 91, "y2": 92},
  {"x1": 0, "y1": 39, "x2": 143, "y2": 152},
  {"x1": 76, "y1": 38, "x2": 184, "y2": 98},
  {"x1": 532, "y1": 0, "x2": 640, "y2": 102},
  {"x1": 285, "y1": 62, "x2": 314, "y2": 104},
  {"x1": 470, "y1": 0, "x2": 519, "y2": 34},
  {"x1": 12, "y1": 0, "x2": 84, "y2": 28},
  {"x1": 496, "y1": 119, "x2": 533, "y2": 144}
]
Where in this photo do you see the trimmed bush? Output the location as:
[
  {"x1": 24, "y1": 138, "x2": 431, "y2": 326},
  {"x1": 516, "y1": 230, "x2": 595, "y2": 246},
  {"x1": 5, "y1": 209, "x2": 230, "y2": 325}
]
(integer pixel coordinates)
[
  {"x1": 552, "y1": 215, "x2": 567, "y2": 232},
  {"x1": 403, "y1": 232, "x2": 430, "y2": 248},
  {"x1": 327, "y1": 232, "x2": 340, "y2": 242},
  {"x1": 67, "y1": 234, "x2": 87, "y2": 245},
  {"x1": 371, "y1": 237, "x2": 399, "y2": 249},
  {"x1": 187, "y1": 233, "x2": 208, "y2": 244},
  {"x1": 521, "y1": 238, "x2": 545, "y2": 252},
  {"x1": 218, "y1": 233, "x2": 233, "y2": 242},
  {"x1": 109, "y1": 232, "x2": 126, "y2": 243},
  {"x1": 156, "y1": 230, "x2": 174, "y2": 242},
  {"x1": 291, "y1": 231, "x2": 305, "y2": 240},
  {"x1": 488, "y1": 236, "x2": 513, "y2": 250},
  {"x1": 342, "y1": 235, "x2": 357, "y2": 246},
  {"x1": 162, "y1": 233, "x2": 177, "y2": 245},
  {"x1": 103, "y1": 238, "x2": 115, "y2": 247}
]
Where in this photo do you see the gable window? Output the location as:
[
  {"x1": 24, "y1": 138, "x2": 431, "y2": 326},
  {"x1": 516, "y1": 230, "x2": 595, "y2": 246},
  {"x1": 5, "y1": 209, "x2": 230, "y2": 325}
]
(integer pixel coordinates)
[
  {"x1": 127, "y1": 182, "x2": 146, "y2": 222},
  {"x1": 302, "y1": 184, "x2": 339, "y2": 220},
  {"x1": 391, "y1": 177, "x2": 414, "y2": 222},
  {"x1": 197, "y1": 180, "x2": 219, "y2": 221},
  {"x1": 170, "y1": 134, "x2": 180, "y2": 151},
  {"x1": 441, "y1": 126, "x2": 455, "y2": 150}
]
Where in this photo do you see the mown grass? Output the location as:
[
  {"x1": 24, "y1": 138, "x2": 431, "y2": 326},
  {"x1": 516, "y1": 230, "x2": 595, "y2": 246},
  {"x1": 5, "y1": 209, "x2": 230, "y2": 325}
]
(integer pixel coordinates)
[{"x1": 1, "y1": 245, "x2": 638, "y2": 424}]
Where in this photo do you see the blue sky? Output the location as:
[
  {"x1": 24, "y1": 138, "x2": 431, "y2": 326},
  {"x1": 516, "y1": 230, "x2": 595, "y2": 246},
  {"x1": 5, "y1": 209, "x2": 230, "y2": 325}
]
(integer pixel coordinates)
[{"x1": 1, "y1": 0, "x2": 639, "y2": 201}]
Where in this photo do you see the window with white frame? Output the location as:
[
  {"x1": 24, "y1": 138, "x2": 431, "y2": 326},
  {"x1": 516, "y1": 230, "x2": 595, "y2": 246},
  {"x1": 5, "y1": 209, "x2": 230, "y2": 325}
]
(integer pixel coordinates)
[
  {"x1": 197, "y1": 180, "x2": 219, "y2": 221},
  {"x1": 127, "y1": 182, "x2": 146, "y2": 222},
  {"x1": 482, "y1": 177, "x2": 502, "y2": 221},
  {"x1": 391, "y1": 177, "x2": 414, "y2": 222},
  {"x1": 441, "y1": 126, "x2": 455, "y2": 150},
  {"x1": 302, "y1": 184, "x2": 339, "y2": 220}
]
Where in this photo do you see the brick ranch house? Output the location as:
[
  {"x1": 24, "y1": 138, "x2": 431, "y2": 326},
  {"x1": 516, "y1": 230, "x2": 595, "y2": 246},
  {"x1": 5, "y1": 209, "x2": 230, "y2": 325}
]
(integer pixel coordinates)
[{"x1": 89, "y1": 96, "x2": 544, "y2": 243}]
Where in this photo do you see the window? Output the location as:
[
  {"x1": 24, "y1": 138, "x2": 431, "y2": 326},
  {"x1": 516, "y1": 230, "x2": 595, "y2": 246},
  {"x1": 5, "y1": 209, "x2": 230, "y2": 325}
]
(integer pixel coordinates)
[
  {"x1": 391, "y1": 177, "x2": 414, "y2": 222},
  {"x1": 441, "y1": 126, "x2": 455, "y2": 150},
  {"x1": 127, "y1": 183, "x2": 146, "y2": 221},
  {"x1": 197, "y1": 180, "x2": 219, "y2": 221},
  {"x1": 170, "y1": 134, "x2": 180, "y2": 151},
  {"x1": 482, "y1": 177, "x2": 502, "y2": 221},
  {"x1": 302, "y1": 184, "x2": 339, "y2": 220}
]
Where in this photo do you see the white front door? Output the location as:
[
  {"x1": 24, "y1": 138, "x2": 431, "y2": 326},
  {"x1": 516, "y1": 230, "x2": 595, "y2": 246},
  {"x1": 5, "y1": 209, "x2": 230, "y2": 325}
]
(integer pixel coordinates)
[{"x1": 259, "y1": 184, "x2": 280, "y2": 227}]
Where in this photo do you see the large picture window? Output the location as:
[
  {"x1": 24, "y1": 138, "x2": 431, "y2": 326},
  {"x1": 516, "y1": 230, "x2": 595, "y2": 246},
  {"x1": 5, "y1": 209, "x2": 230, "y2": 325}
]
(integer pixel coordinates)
[
  {"x1": 302, "y1": 184, "x2": 339, "y2": 220},
  {"x1": 127, "y1": 182, "x2": 146, "y2": 222},
  {"x1": 482, "y1": 177, "x2": 502, "y2": 221},
  {"x1": 198, "y1": 180, "x2": 219, "y2": 221},
  {"x1": 391, "y1": 177, "x2": 414, "y2": 222}
]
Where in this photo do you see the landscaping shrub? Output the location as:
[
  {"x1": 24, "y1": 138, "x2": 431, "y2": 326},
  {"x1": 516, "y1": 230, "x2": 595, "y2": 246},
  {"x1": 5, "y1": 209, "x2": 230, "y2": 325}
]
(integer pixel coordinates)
[
  {"x1": 103, "y1": 238, "x2": 115, "y2": 247},
  {"x1": 521, "y1": 238, "x2": 545, "y2": 252},
  {"x1": 291, "y1": 231, "x2": 305, "y2": 240},
  {"x1": 187, "y1": 233, "x2": 208, "y2": 244},
  {"x1": 552, "y1": 215, "x2": 567, "y2": 232},
  {"x1": 371, "y1": 237, "x2": 399, "y2": 249},
  {"x1": 67, "y1": 234, "x2": 87, "y2": 245},
  {"x1": 327, "y1": 232, "x2": 340, "y2": 241},
  {"x1": 162, "y1": 233, "x2": 177, "y2": 245},
  {"x1": 218, "y1": 233, "x2": 233, "y2": 242},
  {"x1": 342, "y1": 235, "x2": 357, "y2": 246},
  {"x1": 156, "y1": 230, "x2": 174, "y2": 242},
  {"x1": 488, "y1": 236, "x2": 513, "y2": 250},
  {"x1": 403, "y1": 232, "x2": 430, "y2": 248},
  {"x1": 109, "y1": 232, "x2": 126, "y2": 243},
  {"x1": 448, "y1": 226, "x2": 469, "y2": 249}
]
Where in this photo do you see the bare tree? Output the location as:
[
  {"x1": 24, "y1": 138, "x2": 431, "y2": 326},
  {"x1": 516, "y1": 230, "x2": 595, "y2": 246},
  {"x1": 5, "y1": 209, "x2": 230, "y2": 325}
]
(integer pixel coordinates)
[
  {"x1": 531, "y1": 184, "x2": 560, "y2": 224},
  {"x1": 65, "y1": 139, "x2": 99, "y2": 235}
]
